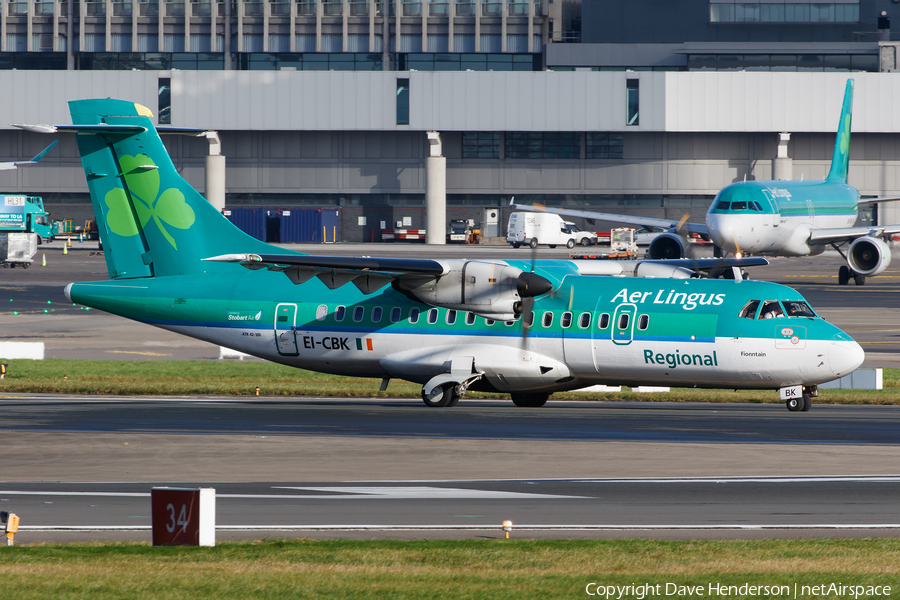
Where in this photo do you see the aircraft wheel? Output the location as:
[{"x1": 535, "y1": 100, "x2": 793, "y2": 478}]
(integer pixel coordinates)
[
  {"x1": 446, "y1": 391, "x2": 461, "y2": 407},
  {"x1": 786, "y1": 396, "x2": 802, "y2": 412},
  {"x1": 511, "y1": 393, "x2": 549, "y2": 408},
  {"x1": 529, "y1": 238, "x2": 539, "y2": 249},
  {"x1": 580, "y1": 238, "x2": 590, "y2": 246},
  {"x1": 801, "y1": 393, "x2": 812, "y2": 412},
  {"x1": 422, "y1": 383, "x2": 457, "y2": 408},
  {"x1": 838, "y1": 265, "x2": 850, "y2": 285},
  {"x1": 22, "y1": 263, "x2": 29, "y2": 269},
  {"x1": 854, "y1": 274, "x2": 866, "y2": 286},
  {"x1": 566, "y1": 239, "x2": 575, "y2": 249}
]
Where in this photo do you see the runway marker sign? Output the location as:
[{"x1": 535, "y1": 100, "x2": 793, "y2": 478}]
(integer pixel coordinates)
[{"x1": 151, "y1": 487, "x2": 215, "y2": 547}]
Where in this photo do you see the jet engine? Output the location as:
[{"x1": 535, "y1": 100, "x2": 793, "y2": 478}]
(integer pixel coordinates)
[
  {"x1": 848, "y1": 237, "x2": 892, "y2": 277},
  {"x1": 648, "y1": 233, "x2": 689, "y2": 260},
  {"x1": 392, "y1": 259, "x2": 552, "y2": 322}
]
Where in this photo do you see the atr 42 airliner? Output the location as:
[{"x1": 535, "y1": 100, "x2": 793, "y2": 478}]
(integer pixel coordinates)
[
  {"x1": 23, "y1": 99, "x2": 865, "y2": 411},
  {"x1": 513, "y1": 79, "x2": 900, "y2": 286}
]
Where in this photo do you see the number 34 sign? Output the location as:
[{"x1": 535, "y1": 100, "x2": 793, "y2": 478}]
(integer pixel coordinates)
[{"x1": 151, "y1": 487, "x2": 216, "y2": 547}]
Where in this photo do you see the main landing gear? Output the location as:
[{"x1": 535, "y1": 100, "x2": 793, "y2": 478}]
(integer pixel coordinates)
[
  {"x1": 510, "y1": 393, "x2": 549, "y2": 408},
  {"x1": 786, "y1": 385, "x2": 816, "y2": 412},
  {"x1": 838, "y1": 265, "x2": 865, "y2": 286}
]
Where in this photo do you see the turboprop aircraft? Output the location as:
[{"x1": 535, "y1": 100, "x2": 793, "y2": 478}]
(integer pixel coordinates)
[
  {"x1": 512, "y1": 79, "x2": 900, "y2": 286},
  {"x1": 34, "y1": 98, "x2": 865, "y2": 412}
]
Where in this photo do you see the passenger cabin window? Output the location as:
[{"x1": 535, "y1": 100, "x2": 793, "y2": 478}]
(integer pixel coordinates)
[
  {"x1": 446, "y1": 310, "x2": 457, "y2": 325},
  {"x1": 638, "y1": 314, "x2": 649, "y2": 330},
  {"x1": 618, "y1": 313, "x2": 630, "y2": 329},
  {"x1": 542, "y1": 312, "x2": 553, "y2": 327},
  {"x1": 561, "y1": 312, "x2": 572, "y2": 328},
  {"x1": 427, "y1": 308, "x2": 439, "y2": 324},
  {"x1": 316, "y1": 305, "x2": 327, "y2": 321},
  {"x1": 759, "y1": 300, "x2": 784, "y2": 320},
  {"x1": 390, "y1": 307, "x2": 401, "y2": 323},
  {"x1": 784, "y1": 301, "x2": 816, "y2": 318},
  {"x1": 371, "y1": 307, "x2": 383, "y2": 322},
  {"x1": 409, "y1": 307, "x2": 420, "y2": 324},
  {"x1": 579, "y1": 312, "x2": 591, "y2": 329},
  {"x1": 599, "y1": 313, "x2": 610, "y2": 329},
  {"x1": 486, "y1": 319, "x2": 495, "y2": 325},
  {"x1": 465, "y1": 312, "x2": 476, "y2": 325},
  {"x1": 739, "y1": 300, "x2": 760, "y2": 319},
  {"x1": 353, "y1": 306, "x2": 364, "y2": 322},
  {"x1": 335, "y1": 305, "x2": 346, "y2": 322},
  {"x1": 524, "y1": 311, "x2": 535, "y2": 327}
]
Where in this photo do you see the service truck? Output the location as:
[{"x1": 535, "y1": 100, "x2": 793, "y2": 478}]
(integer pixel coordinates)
[
  {"x1": 507, "y1": 212, "x2": 596, "y2": 249},
  {"x1": 0, "y1": 195, "x2": 55, "y2": 242}
]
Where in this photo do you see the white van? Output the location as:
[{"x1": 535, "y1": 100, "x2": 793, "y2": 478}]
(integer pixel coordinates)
[{"x1": 506, "y1": 212, "x2": 596, "y2": 249}]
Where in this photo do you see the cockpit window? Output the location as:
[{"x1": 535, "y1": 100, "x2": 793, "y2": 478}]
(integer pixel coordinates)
[
  {"x1": 783, "y1": 301, "x2": 816, "y2": 318},
  {"x1": 739, "y1": 300, "x2": 760, "y2": 319},
  {"x1": 759, "y1": 300, "x2": 784, "y2": 320},
  {"x1": 716, "y1": 201, "x2": 730, "y2": 211},
  {"x1": 731, "y1": 200, "x2": 747, "y2": 211},
  {"x1": 751, "y1": 201, "x2": 763, "y2": 212}
]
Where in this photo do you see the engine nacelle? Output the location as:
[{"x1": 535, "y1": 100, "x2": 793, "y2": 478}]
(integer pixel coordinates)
[
  {"x1": 392, "y1": 259, "x2": 552, "y2": 321},
  {"x1": 848, "y1": 236, "x2": 892, "y2": 277},
  {"x1": 648, "y1": 233, "x2": 688, "y2": 260},
  {"x1": 633, "y1": 262, "x2": 693, "y2": 279}
]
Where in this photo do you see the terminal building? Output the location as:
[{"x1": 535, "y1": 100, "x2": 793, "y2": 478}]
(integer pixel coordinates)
[{"x1": 0, "y1": 0, "x2": 898, "y2": 240}]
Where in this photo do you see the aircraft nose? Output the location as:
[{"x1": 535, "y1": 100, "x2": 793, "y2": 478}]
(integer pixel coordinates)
[
  {"x1": 707, "y1": 214, "x2": 738, "y2": 252},
  {"x1": 829, "y1": 338, "x2": 865, "y2": 378}
]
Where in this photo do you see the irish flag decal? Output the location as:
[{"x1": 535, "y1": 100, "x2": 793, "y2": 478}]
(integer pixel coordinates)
[{"x1": 356, "y1": 338, "x2": 374, "y2": 351}]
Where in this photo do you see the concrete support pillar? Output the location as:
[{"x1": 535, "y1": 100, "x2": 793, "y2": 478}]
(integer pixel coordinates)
[
  {"x1": 204, "y1": 131, "x2": 226, "y2": 212},
  {"x1": 773, "y1": 132, "x2": 792, "y2": 181},
  {"x1": 425, "y1": 131, "x2": 446, "y2": 245}
]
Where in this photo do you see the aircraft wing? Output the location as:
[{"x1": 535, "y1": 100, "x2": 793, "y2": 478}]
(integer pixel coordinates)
[
  {"x1": 807, "y1": 225, "x2": 900, "y2": 246},
  {"x1": 204, "y1": 253, "x2": 454, "y2": 293},
  {"x1": 859, "y1": 196, "x2": 900, "y2": 205},
  {"x1": 0, "y1": 140, "x2": 58, "y2": 170},
  {"x1": 510, "y1": 201, "x2": 709, "y2": 236}
]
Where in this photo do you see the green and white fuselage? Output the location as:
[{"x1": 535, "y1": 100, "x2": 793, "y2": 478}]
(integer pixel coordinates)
[
  {"x1": 706, "y1": 179, "x2": 858, "y2": 257},
  {"x1": 65, "y1": 267, "x2": 862, "y2": 394},
  {"x1": 48, "y1": 97, "x2": 863, "y2": 409}
]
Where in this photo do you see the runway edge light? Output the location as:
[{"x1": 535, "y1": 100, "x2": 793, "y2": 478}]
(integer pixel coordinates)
[
  {"x1": 1, "y1": 511, "x2": 20, "y2": 546},
  {"x1": 502, "y1": 520, "x2": 513, "y2": 539},
  {"x1": 0, "y1": 364, "x2": 6, "y2": 379}
]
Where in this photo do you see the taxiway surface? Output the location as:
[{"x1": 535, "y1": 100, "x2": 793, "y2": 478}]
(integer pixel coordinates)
[{"x1": 1, "y1": 241, "x2": 898, "y2": 542}]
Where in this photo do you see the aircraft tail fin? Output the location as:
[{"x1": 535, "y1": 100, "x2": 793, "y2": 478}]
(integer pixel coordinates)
[
  {"x1": 68, "y1": 99, "x2": 278, "y2": 279},
  {"x1": 826, "y1": 79, "x2": 854, "y2": 183}
]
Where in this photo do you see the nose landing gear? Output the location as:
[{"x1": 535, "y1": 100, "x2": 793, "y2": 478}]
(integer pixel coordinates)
[{"x1": 786, "y1": 385, "x2": 815, "y2": 412}]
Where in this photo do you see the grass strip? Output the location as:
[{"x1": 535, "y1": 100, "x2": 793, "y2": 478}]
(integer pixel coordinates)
[
  {"x1": 0, "y1": 539, "x2": 898, "y2": 599},
  {"x1": 0, "y1": 359, "x2": 898, "y2": 404}
]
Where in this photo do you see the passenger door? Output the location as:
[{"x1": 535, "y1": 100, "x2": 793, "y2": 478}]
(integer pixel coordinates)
[{"x1": 274, "y1": 303, "x2": 299, "y2": 356}]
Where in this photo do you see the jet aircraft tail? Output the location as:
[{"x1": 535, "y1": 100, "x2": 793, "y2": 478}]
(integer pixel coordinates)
[
  {"x1": 69, "y1": 98, "x2": 277, "y2": 279},
  {"x1": 825, "y1": 79, "x2": 854, "y2": 184}
]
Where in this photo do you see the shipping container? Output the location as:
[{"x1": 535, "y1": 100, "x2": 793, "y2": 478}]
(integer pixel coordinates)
[
  {"x1": 279, "y1": 208, "x2": 340, "y2": 243},
  {"x1": 223, "y1": 208, "x2": 268, "y2": 241}
]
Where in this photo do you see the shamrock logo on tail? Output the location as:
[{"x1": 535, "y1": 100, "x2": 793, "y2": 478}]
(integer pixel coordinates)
[{"x1": 104, "y1": 154, "x2": 195, "y2": 250}]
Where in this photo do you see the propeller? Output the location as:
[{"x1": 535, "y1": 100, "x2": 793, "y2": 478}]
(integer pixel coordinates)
[{"x1": 519, "y1": 244, "x2": 537, "y2": 348}]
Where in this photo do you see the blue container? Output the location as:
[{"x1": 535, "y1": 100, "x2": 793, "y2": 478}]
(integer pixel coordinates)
[
  {"x1": 279, "y1": 208, "x2": 341, "y2": 243},
  {"x1": 223, "y1": 208, "x2": 267, "y2": 241}
]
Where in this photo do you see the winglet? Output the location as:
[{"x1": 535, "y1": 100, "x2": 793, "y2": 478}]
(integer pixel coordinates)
[
  {"x1": 826, "y1": 79, "x2": 853, "y2": 183},
  {"x1": 0, "y1": 140, "x2": 58, "y2": 170}
]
